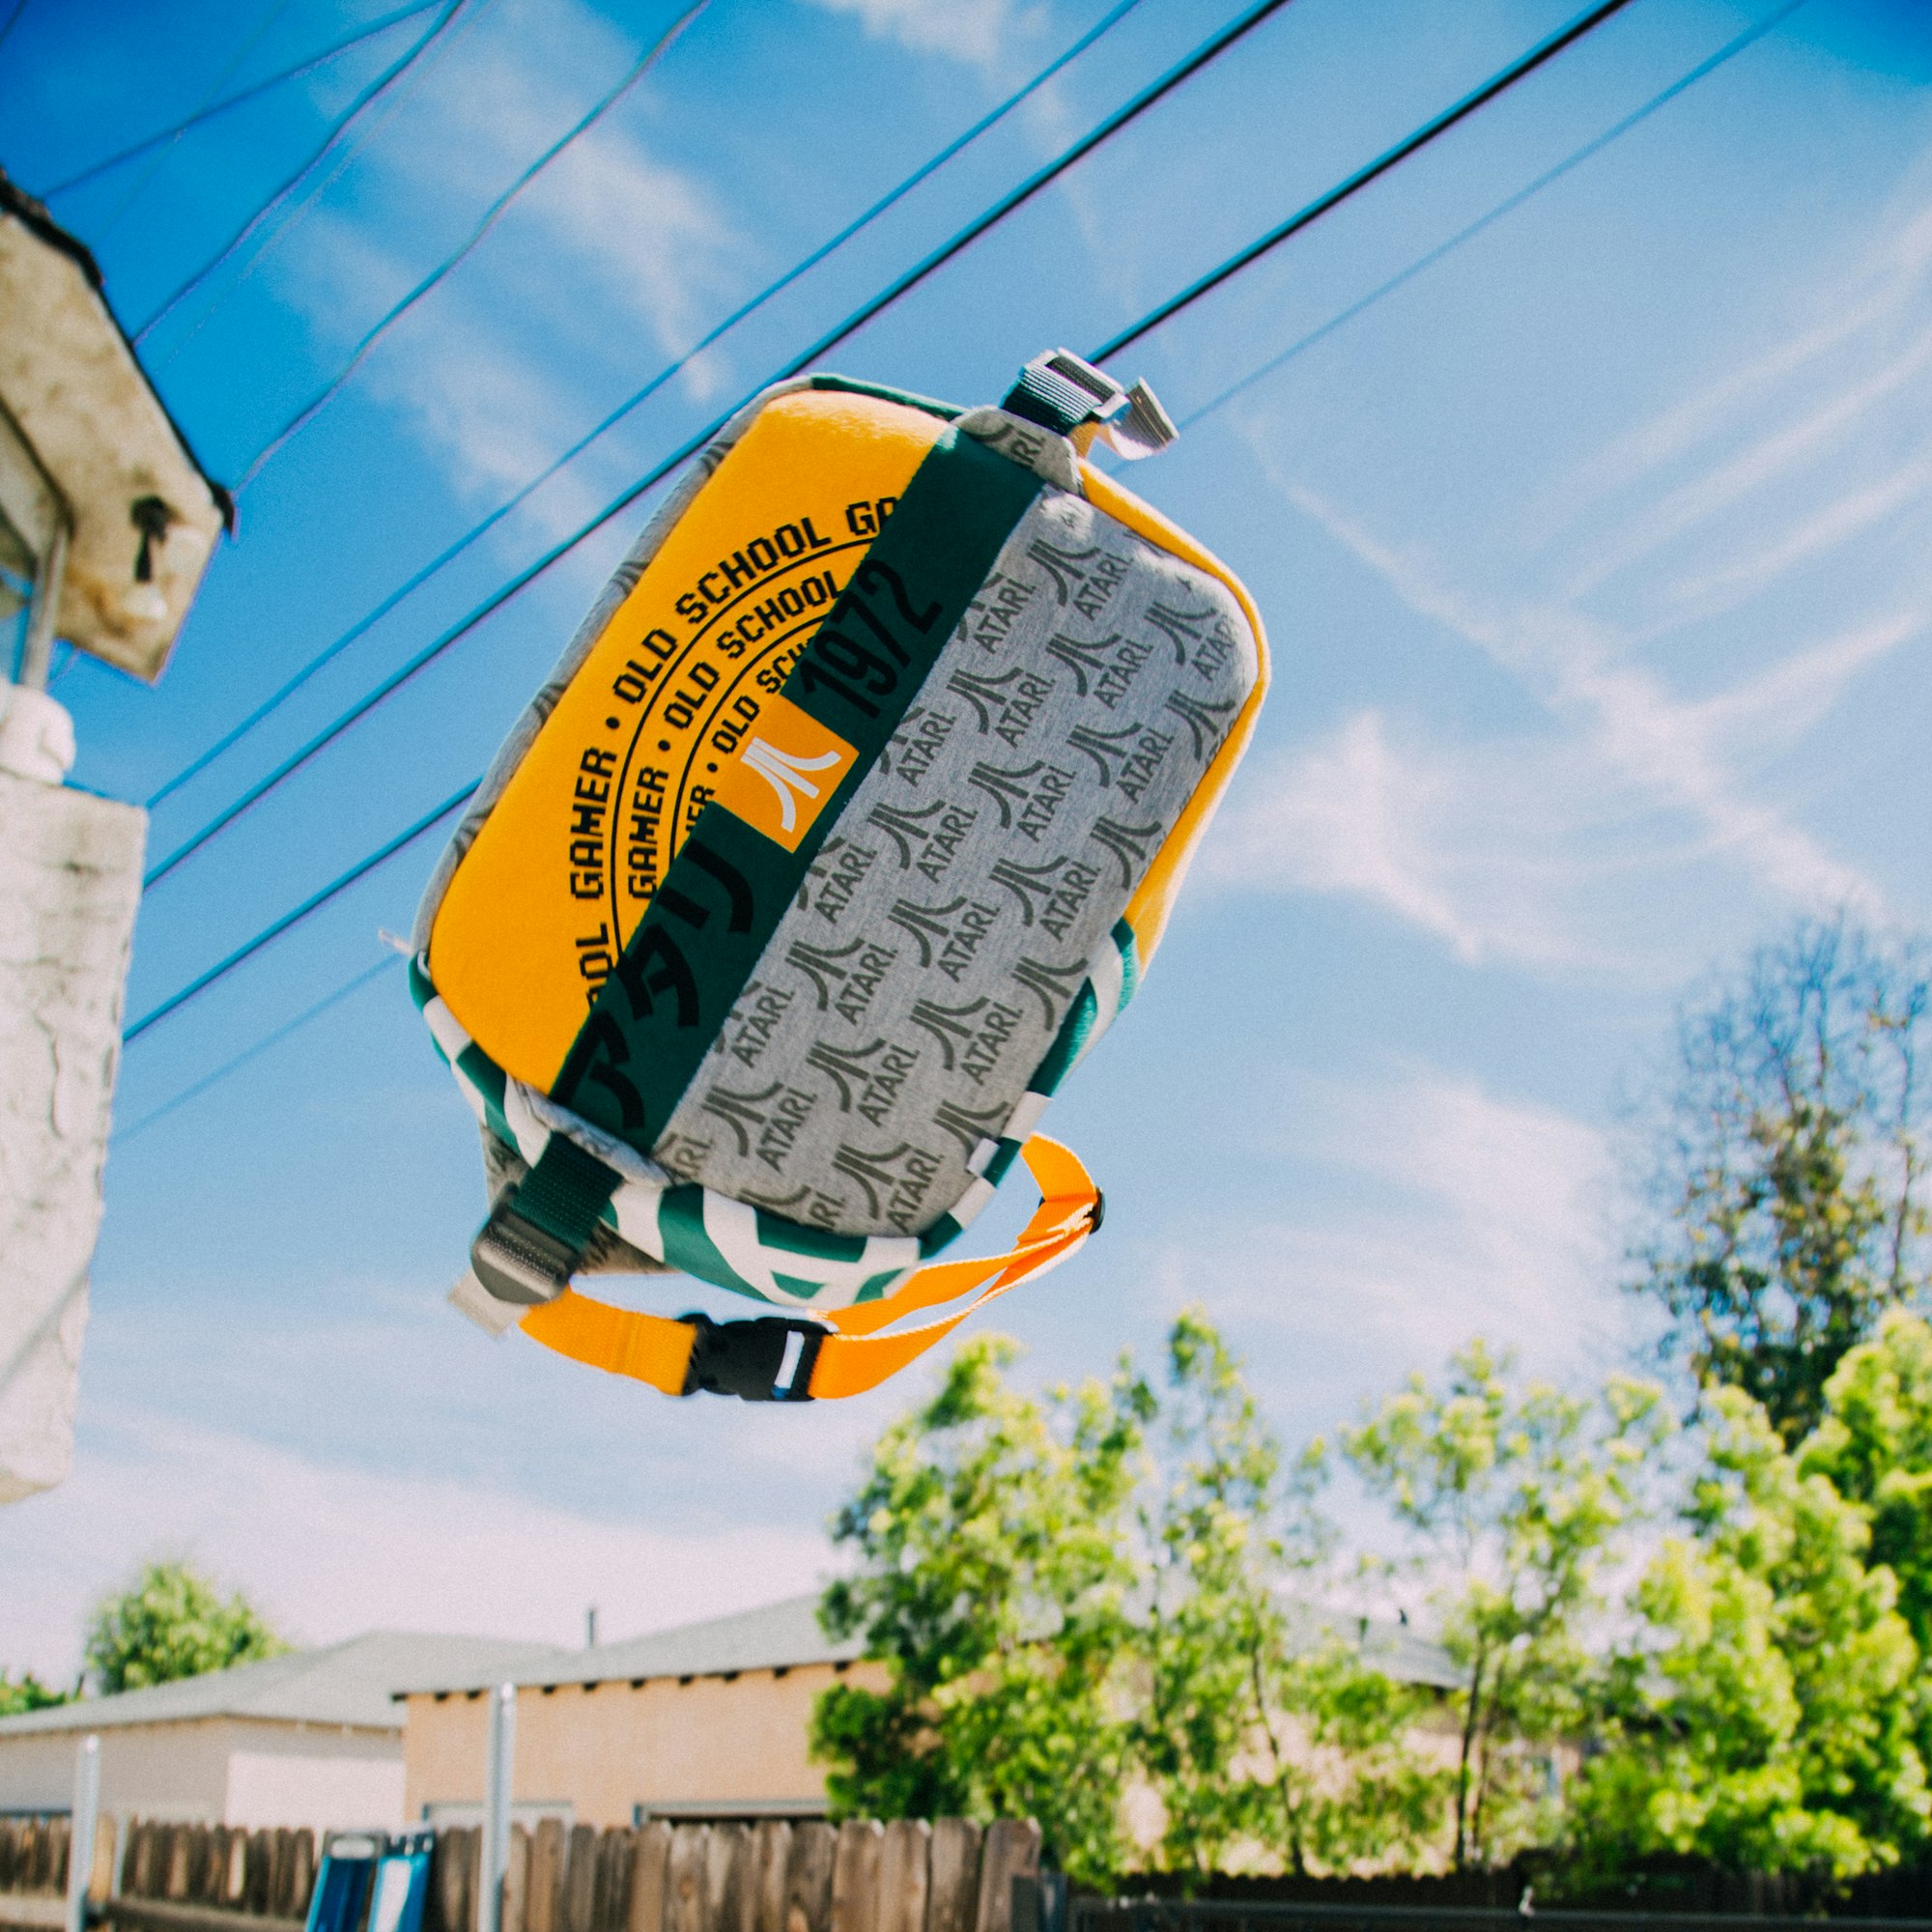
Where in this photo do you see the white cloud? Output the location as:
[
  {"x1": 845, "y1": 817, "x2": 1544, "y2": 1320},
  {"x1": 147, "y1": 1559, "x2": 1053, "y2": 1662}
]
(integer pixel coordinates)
[
  {"x1": 1143, "y1": 1068, "x2": 1619, "y2": 1383},
  {"x1": 1258, "y1": 469, "x2": 1895, "y2": 935},
  {"x1": 262, "y1": 0, "x2": 746, "y2": 514},
  {"x1": 0, "y1": 1405, "x2": 832, "y2": 1685},
  {"x1": 1205, "y1": 710, "x2": 1650, "y2": 970},
  {"x1": 801, "y1": 0, "x2": 1023, "y2": 67}
]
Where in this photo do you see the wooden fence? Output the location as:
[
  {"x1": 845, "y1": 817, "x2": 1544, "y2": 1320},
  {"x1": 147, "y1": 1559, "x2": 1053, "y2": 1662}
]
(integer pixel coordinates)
[{"x1": 0, "y1": 1816, "x2": 1041, "y2": 1932}]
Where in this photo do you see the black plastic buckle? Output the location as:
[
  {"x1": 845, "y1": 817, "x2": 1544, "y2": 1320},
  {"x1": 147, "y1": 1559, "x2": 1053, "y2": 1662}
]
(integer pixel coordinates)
[
  {"x1": 679, "y1": 1312, "x2": 827, "y2": 1402},
  {"x1": 469, "y1": 1196, "x2": 577, "y2": 1307}
]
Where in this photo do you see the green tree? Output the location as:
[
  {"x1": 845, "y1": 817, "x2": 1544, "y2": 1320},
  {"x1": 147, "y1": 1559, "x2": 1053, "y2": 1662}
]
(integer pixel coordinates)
[
  {"x1": 1134, "y1": 1309, "x2": 1442, "y2": 1882},
  {"x1": 1629, "y1": 918, "x2": 1929, "y2": 1444},
  {"x1": 812, "y1": 1336, "x2": 1149, "y2": 1887},
  {"x1": 1801, "y1": 1309, "x2": 1932, "y2": 1669},
  {"x1": 1345, "y1": 1341, "x2": 1665, "y2": 1871},
  {"x1": 84, "y1": 1561, "x2": 286, "y2": 1693},
  {"x1": 0, "y1": 1670, "x2": 68, "y2": 1716},
  {"x1": 1568, "y1": 1383, "x2": 1928, "y2": 1883}
]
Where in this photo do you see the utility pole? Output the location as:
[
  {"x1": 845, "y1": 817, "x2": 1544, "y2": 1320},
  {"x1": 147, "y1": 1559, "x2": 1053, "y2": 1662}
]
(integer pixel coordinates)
[
  {"x1": 479, "y1": 1685, "x2": 516, "y2": 1932},
  {"x1": 0, "y1": 168, "x2": 228, "y2": 1500}
]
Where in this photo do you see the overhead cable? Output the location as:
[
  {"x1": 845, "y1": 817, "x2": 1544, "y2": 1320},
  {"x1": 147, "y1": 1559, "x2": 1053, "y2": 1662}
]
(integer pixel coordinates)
[
  {"x1": 116, "y1": 954, "x2": 402, "y2": 1143},
  {"x1": 1175, "y1": 0, "x2": 1808, "y2": 434},
  {"x1": 126, "y1": 0, "x2": 1650, "y2": 1042},
  {"x1": 1096, "y1": 0, "x2": 1635, "y2": 360},
  {"x1": 95, "y1": 0, "x2": 300, "y2": 243},
  {"x1": 124, "y1": 783, "x2": 473, "y2": 1042},
  {"x1": 142, "y1": 0, "x2": 1295, "y2": 889},
  {"x1": 145, "y1": 0, "x2": 1151, "y2": 814},
  {"x1": 41, "y1": 0, "x2": 442, "y2": 200},
  {"x1": 133, "y1": 0, "x2": 469, "y2": 343},
  {"x1": 237, "y1": 0, "x2": 710, "y2": 491}
]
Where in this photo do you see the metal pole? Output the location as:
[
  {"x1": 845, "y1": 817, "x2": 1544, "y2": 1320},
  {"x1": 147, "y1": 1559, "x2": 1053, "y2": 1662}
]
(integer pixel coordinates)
[
  {"x1": 479, "y1": 1684, "x2": 515, "y2": 1932},
  {"x1": 66, "y1": 1734, "x2": 99, "y2": 1932},
  {"x1": 17, "y1": 515, "x2": 70, "y2": 690}
]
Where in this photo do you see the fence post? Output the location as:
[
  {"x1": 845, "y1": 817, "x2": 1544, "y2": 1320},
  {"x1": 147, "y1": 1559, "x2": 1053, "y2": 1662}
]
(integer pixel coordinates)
[
  {"x1": 829, "y1": 1824, "x2": 881, "y2": 1932},
  {"x1": 750, "y1": 1824, "x2": 790, "y2": 1932},
  {"x1": 65, "y1": 1737, "x2": 99, "y2": 1932},
  {"x1": 972, "y1": 1824, "x2": 1037, "y2": 1932},
  {"x1": 482, "y1": 1686, "x2": 518, "y2": 1932},
  {"x1": 627, "y1": 1822, "x2": 670, "y2": 1932},
  {"x1": 781, "y1": 1826, "x2": 834, "y2": 1932},
  {"x1": 875, "y1": 1823, "x2": 926, "y2": 1932},
  {"x1": 924, "y1": 1825, "x2": 979, "y2": 1932}
]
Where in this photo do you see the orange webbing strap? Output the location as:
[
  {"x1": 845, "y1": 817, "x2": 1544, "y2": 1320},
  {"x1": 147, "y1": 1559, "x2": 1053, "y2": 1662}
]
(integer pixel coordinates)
[
  {"x1": 515, "y1": 1137, "x2": 1099, "y2": 1401},
  {"x1": 518, "y1": 1288, "x2": 696, "y2": 1396}
]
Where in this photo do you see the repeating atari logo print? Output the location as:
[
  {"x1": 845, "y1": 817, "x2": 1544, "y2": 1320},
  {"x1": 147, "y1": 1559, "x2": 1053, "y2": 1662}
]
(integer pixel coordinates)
[
  {"x1": 989, "y1": 856, "x2": 1100, "y2": 941},
  {"x1": 806, "y1": 1037, "x2": 920, "y2": 1125},
  {"x1": 947, "y1": 665, "x2": 1054, "y2": 745},
  {"x1": 699, "y1": 1078, "x2": 818, "y2": 1172},
  {"x1": 886, "y1": 895, "x2": 1003, "y2": 980},
  {"x1": 878, "y1": 706, "x2": 954, "y2": 787},
  {"x1": 1010, "y1": 952, "x2": 1089, "y2": 1029},
  {"x1": 965, "y1": 759, "x2": 1074, "y2": 841},
  {"x1": 1163, "y1": 689, "x2": 1237, "y2": 762},
  {"x1": 713, "y1": 694, "x2": 857, "y2": 852},
  {"x1": 867, "y1": 797, "x2": 979, "y2": 884},
  {"x1": 1089, "y1": 816, "x2": 1160, "y2": 888},
  {"x1": 832, "y1": 1140, "x2": 944, "y2": 1230},
  {"x1": 1065, "y1": 720, "x2": 1174, "y2": 801},
  {"x1": 784, "y1": 936, "x2": 896, "y2": 1024},
  {"x1": 932, "y1": 1096, "x2": 1010, "y2": 1160},
  {"x1": 635, "y1": 485, "x2": 1261, "y2": 1238},
  {"x1": 908, "y1": 996, "x2": 1024, "y2": 1085}
]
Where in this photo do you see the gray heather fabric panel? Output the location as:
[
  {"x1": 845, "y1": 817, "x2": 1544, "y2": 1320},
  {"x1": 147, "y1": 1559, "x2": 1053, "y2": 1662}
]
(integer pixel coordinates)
[{"x1": 648, "y1": 486, "x2": 1259, "y2": 1236}]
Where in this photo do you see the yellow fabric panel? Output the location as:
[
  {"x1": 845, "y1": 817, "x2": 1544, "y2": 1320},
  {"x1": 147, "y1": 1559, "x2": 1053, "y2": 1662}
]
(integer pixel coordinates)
[
  {"x1": 1080, "y1": 464, "x2": 1272, "y2": 968},
  {"x1": 428, "y1": 390, "x2": 948, "y2": 1093}
]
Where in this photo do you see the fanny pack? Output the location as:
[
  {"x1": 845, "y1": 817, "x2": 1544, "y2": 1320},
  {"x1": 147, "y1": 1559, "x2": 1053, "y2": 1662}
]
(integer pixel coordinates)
[{"x1": 412, "y1": 351, "x2": 1268, "y2": 1403}]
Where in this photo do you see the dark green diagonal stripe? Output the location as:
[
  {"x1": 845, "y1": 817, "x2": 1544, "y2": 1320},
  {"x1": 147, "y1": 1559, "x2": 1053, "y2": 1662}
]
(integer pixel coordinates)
[{"x1": 554, "y1": 424, "x2": 1042, "y2": 1152}]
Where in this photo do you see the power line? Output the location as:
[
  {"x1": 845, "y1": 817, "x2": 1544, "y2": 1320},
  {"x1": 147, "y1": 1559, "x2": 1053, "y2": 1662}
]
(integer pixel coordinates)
[
  {"x1": 141, "y1": 0, "x2": 1297, "y2": 890},
  {"x1": 0, "y1": 0, "x2": 32, "y2": 64},
  {"x1": 115, "y1": 954, "x2": 401, "y2": 1144},
  {"x1": 133, "y1": 0, "x2": 469, "y2": 343},
  {"x1": 144, "y1": 0, "x2": 1151, "y2": 815},
  {"x1": 41, "y1": 0, "x2": 442, "y2": 201},
  {"x1": 125, "y1": 0, "x2": 1649, "y2": 1047},
  {"x1": 95, "y1": 0, "x2": 299, "y2": 244},
  {"x1": 1095, "y1": 0, "x2": 1635, "y2": 361},
  {"x1": 1174, "y1": 0, "x2": 1808, "y2": 435},
  {"x1": 125, "y1": 783, "x2": 472, "y2": 1043},
  {"x1": 237, "y1": 0, "x2": 710, "y2": 492}
]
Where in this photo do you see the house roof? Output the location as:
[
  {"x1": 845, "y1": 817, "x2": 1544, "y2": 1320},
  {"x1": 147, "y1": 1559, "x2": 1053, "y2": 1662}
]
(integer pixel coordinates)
[
  {"x1": 398, "y1": 1595, "x2": 862, "y2": 1698},
  {"x1": 0, "y1": 1634, "x2": 562, "y2": 1741},
  {"x1": 1278, "y1": 1595, "x2": 1463, "y2": 1691},
  {"x1": 0, "y1": 164, "x2": 231, "y2": 682}
]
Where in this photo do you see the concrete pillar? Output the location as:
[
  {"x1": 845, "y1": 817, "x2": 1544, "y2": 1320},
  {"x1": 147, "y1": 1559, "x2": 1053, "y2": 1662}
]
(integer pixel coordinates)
[{"x1": 0, "y1": 761, "x2": 144, "y2": 1502}]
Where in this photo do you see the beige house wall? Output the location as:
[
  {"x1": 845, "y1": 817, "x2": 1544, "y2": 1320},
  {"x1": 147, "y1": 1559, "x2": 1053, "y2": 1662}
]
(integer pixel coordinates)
[
  {"x1": 404, "y1": 1662, "x2": 890, "y2": 1832},
  {"x1": 0, "y1": 1719, "x2": 402, "y2": 1833}
]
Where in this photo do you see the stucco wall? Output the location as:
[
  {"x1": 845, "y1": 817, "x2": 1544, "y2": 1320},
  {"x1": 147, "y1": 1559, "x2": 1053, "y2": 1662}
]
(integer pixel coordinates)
[
  {"x1": 404, "y1": 1662, "x2": 890, "y2": 1831},
  {"x1": 0, "y1": 1719, "x2": 402, "y2": 1833},
  {"x1": 0, "y1": 770, "x2": 143, "y2": 1503}
]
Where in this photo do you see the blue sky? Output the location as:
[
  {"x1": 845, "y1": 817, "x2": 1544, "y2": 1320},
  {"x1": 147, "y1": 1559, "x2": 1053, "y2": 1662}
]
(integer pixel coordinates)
[{"x1": 5, "y1": 0, "x2": 1932, "y2": 1680}]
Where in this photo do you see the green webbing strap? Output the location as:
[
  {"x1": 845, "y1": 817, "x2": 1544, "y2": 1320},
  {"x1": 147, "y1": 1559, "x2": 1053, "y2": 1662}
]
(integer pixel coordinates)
[
  {"x1": 1002, "y1": 349, "x2": 1124, "y2": 437},
  {"x1": 511, "y1": 1132, "x2": 621, "y2": 1248},
  {"x1": 469, "y1": 1132, "x2": 622, "y2": 1307},
  {"x1": 553, "y1": 420, "x2": 1043, "y2": 1152}
]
